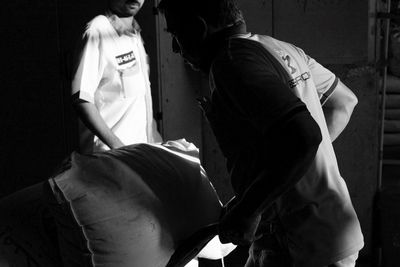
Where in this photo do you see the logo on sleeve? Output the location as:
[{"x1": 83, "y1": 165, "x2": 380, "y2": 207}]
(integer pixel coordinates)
[
  {"x1": 288, "y1": 72, "x2": 311, "y2": 88},
  {"x1": 282, "y1": 55, "x2": 297, "y2": 74},
  {"x1": 116, "y1": 51, "x2": 136, "y2": 66},
  {"x1": 276, "y1": 50, "x2": 297, "y2": 74}
]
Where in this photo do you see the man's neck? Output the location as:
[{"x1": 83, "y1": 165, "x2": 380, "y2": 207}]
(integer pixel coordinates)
[
  {"x1": 198, "y1": 21, "x2": 247, "y2": 72},
  {"x1": 106, "y1": 11, "x2": 138, "y2": 35},
  {"x1": 117, "y1": 16, "x2": 134, "y2": 31}
]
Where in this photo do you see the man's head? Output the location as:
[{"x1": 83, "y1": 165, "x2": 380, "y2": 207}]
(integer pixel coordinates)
[
  {"x1": 157, "y1": 0, "x2": 243, "y2": 70},
  {"x1": 108, "y1": 0, "x2": 145, "y2": 17}
]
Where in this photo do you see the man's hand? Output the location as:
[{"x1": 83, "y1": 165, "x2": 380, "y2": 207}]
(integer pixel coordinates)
[
  {"x1": 73, "y1": 99, "x2": 125, "y2": 149},
  {"x1": 218, "y1": 200, "x2": 262, "y2": 245}
]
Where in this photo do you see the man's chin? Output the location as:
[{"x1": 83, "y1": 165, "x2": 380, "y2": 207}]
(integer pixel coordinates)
[{"x1": 121, "y1": 3, "x2": 141, "y2": 16}]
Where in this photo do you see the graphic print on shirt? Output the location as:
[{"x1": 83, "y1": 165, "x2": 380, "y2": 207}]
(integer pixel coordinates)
[
  {"x1": 116, "y1": 50, "x2": 144, "y2": 99},
  {"x1": 277, "y1": 50, "x2": 311, "y2": 88},
  {"x1": 288, "y1": 71, "x2": 311, "y2": 88},
  {"x1": 282, "y1": 54, "x2": 297, "y2": 74},
  {"x1": 116, "y1": 51, "x2": 136, "y2": 66}
]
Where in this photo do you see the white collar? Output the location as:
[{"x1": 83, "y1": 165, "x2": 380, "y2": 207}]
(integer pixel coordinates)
[{"x1": 106, "y1": 12, "x2": 141, "y2": 36}]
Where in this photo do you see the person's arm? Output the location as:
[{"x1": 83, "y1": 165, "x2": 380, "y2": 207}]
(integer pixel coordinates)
[
  {"x1": 73, "y1": 98, "x2": 124, "y2": 149},
  {"x1": 210, "y1": 48, "x2": 322, "y2": 245},
  {"x1": 218, "y1": 108, "x2": 322, "y2": 245},
  {"x1": 322, "y1": 80, "x2": 358, "y2": 142},
  {"x1": 71, "y1": 26, "x2": 124, "y2": 149},
  {"x1": 304, "y1": 51, "x2": 358, "y2": 142}
]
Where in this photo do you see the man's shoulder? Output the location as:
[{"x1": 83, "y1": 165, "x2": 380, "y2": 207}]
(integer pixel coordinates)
[
  {"x1": 85, "y1": 15, "x2": 112, "y2": 34},
  {"x1": 212, "y1": 36, "x2": 268, "y2": 66},
  {"x1": 211, "y1": 35, "x2": 287, "y2": 74},
  {"x1": 247, "y1": 34, "x2": 303, "y2": 56},
  {"x1": 224, "y1": 34, "x2": 296, "y2": 62}
]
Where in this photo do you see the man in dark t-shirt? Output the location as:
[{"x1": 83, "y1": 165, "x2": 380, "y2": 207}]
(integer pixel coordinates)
[{"x1": 157, "y1": 0, "x2": 363, "y2": 266}]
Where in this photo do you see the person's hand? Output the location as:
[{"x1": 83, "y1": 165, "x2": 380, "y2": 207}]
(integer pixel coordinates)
[
  {"x1": 109, "y1": 138, "x2": 125, "y2": 149},
  {"x1": 218, "y1": 202, "x2": 262, "y2": 245}
]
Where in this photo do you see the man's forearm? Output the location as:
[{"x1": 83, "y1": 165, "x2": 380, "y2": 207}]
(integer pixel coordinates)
[
  {"x1": 323, "y1": 106, "x2": 352, "y2": 142},
  {"x1": 322, "y1": 81, "x2": 358, "y2": 142},
  {"x1": 74, "y1": 101, "x2": 124, "y2": 149},
  {"x1": 232, "y1": 110, "x2": 322, "y2": 218}
]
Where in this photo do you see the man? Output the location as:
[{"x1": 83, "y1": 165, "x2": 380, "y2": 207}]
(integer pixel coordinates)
[
  {"x1": 71, "y1": 0, "x2": 161, "y2": 154},
  {"x1": 157, "y1": 0, "x2": 364, "y2": 266}
]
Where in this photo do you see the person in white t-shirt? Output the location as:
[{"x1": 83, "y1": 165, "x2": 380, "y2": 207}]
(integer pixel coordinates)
[{"x1": 71, "y1": 0, "x2": 162, "y2": 154}]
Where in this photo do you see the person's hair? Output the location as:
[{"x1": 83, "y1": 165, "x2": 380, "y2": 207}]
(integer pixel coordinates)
[{"x1": 157, "y1": 0, "x2": 244, "y2": 28}]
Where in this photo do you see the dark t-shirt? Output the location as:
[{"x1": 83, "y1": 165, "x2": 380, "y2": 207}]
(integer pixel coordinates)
[{"x1": 206, "y1": 37, "x2": 307, "y2": 194}]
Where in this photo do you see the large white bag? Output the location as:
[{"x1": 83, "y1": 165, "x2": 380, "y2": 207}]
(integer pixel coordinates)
[{"x1": 51, "y1": 139, "x2": 233, "y2": 267}]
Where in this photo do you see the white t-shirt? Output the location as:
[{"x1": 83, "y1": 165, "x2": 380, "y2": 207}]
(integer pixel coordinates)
[
  {"x1": 72, "y1": 15, "x2": 158, "y2": 153},
  {"x1": 237, "y1": 34, "x2": 364, "y2": 266}
]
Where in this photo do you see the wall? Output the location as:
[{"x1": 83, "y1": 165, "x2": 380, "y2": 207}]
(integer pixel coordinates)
[{"x1": 156, "y1": 10, "x2": 204, "y2": 147}]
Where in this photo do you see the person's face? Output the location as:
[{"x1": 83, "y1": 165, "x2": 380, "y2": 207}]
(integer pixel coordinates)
[
  {"x1": 109, "y1": 0, "x2": 145, "y2": 17},
  {"x1": 164, "y1": 11, "x2": 207, "y2": 70}
]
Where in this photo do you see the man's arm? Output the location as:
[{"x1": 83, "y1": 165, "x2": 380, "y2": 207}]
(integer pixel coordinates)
[
  {"x1": 70, "y1": 28, "x2": 124, "y2": 150},
  {"x1": 73, "y1": 98, "x2": 124, "y2": 149},
  {"x1": 210, "y1": 47, "x2": 322, "y2": 244},
  {"x1": 218, "y1": 108, "x2": 322, "y2": 245},
  {"x1": 322, "y1": 80, "x2": 358, "y2": 142}
]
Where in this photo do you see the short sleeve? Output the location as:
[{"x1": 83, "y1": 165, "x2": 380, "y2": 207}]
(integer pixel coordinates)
[
  {"x1": 306, "y1": 54, "x2": 339, "y2": 105},
  {"x1": 71, "y1": 28, "x2": 105, "y2": 103}
]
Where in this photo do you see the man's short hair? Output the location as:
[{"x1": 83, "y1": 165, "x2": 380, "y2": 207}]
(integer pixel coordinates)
[{"x1": 157, "y1": 0, "x2": 244, "y2": 28}]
